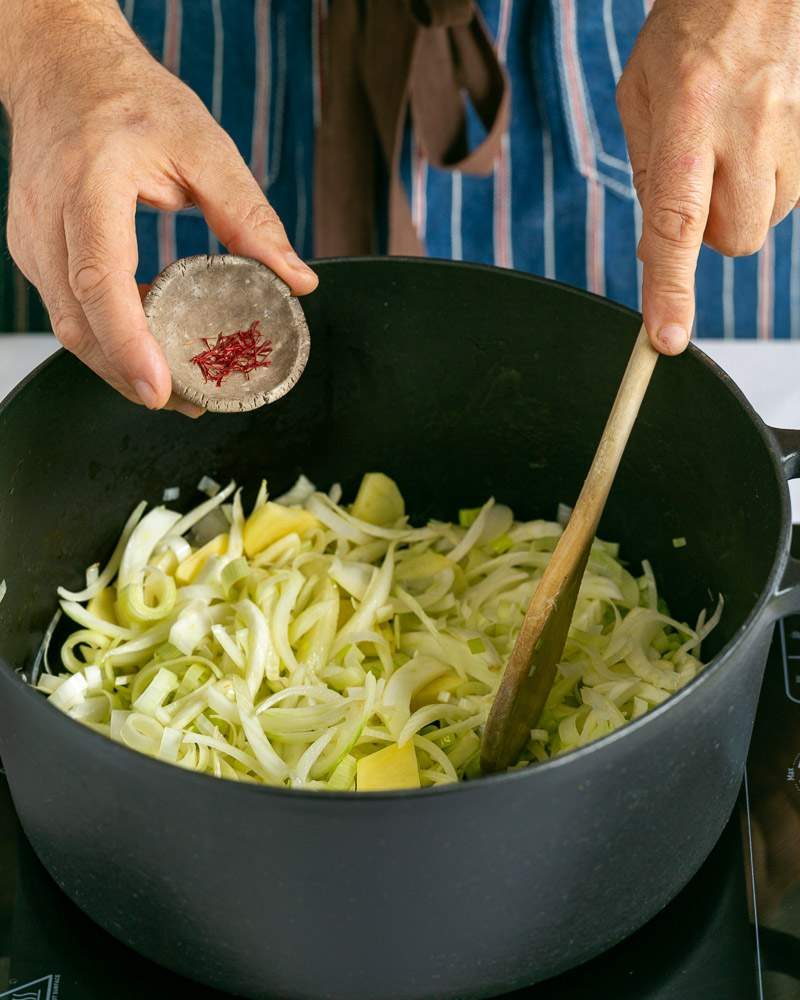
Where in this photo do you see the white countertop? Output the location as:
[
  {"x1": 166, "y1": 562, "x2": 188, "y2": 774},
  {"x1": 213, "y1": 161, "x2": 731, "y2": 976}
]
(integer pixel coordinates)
[{"x1": 3, "y1": 334, "x2": 800, "y2": 514}]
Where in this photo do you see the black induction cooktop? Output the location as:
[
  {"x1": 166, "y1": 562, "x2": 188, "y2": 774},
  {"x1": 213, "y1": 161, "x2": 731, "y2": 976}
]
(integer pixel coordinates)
[{"x1": 3, "y1": 621, "x2": 800, "y2": 999}]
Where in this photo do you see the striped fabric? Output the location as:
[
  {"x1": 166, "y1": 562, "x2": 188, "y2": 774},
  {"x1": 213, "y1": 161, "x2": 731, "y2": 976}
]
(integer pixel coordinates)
[
  {"x1": 1, "y1": 0, "x2": 797, "y2": 338},
  {"x1": 127, "y1": 0, "x2": 317, "y2": 279},
  {"x1": 408, "y1": 0, "x2": 797, "y2": 340}
]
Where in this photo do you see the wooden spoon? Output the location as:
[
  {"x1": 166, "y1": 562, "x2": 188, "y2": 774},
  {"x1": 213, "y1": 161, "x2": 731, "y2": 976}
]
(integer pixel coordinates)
[{"x1": 481, "y1": 325, "x2": 659, "y2": 773}]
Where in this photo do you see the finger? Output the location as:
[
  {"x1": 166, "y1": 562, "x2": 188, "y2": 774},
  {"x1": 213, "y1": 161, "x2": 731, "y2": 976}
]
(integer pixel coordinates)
[
  {"x1": 134, "y1": 283, "x2": 203, "y2": 416},
  {"x1": 6, "y1": 214, "x2": 42, "y2": 288},
  {"x1": 773, "y1": 167, "x2": 800, "y2": 227},
  {"x1": 134, "y1": 282, "x2": 204, "y2": 416},
  {"x1": 45, "y1": 280, "x2": 198, "y2": 416},
  {"x1": 43, "y1": 291, "x2": 144, "y2": 406},
  {"x1": 640, "y1": 138, "x2": 714, "y2": 355},
  {"x1": 705, "y1": 161, "x2": 775, "y2": 256},
  {"x1": 184, "y1": 139, "x2": 318, "y2": 295},
  {"x1": 63, "y1": 184, "x2": 172, "y2": 408},
  {"x1": 41, "y1": 255, "x2": 199, "y2": 418},
  {"x1": 32, "y1": 216, "x2": 145, "y2": 405},
  {"x1": 60, "y1": 325, "x2": 143, "y2": 403},
  {"x1": 616, "y1": 69, "x2": 651, "y2": 205}
]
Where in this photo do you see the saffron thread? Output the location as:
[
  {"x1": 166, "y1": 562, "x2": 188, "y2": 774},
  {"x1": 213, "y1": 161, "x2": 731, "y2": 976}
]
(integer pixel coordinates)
[{"x1": 191, "y1": 320, "x2": 273, "y2": 387}]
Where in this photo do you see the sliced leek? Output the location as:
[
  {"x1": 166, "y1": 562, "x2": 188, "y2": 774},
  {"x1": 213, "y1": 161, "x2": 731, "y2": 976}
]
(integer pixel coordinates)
[{"x1": 36, "y1": 473, "x2": 718, "y2": 790}]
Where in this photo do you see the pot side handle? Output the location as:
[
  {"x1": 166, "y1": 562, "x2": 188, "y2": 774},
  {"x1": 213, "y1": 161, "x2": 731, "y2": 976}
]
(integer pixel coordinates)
[
  {"x1": 769, "y1": 426, "x2": 800, "y2": 619},
  {"x1": 772, "y1": 426, "x2": 800, "y2": 480}
]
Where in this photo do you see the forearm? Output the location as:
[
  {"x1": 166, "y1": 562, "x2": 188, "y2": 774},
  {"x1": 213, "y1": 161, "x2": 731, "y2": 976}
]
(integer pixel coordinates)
[{"x1": 0, "y1": 0, "x2": 138, "y2": 114}]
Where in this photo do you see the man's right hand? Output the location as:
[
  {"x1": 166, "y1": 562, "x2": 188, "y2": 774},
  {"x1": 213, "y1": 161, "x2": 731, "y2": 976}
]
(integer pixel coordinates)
[{"x1": 1, "y1": 0, "x2": 317, "y2": 415}]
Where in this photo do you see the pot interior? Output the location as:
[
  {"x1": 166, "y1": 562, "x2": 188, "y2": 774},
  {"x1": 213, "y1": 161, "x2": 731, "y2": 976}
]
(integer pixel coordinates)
[{"x1": 0, "y1": 259, "x2": 785, "y2": 678}]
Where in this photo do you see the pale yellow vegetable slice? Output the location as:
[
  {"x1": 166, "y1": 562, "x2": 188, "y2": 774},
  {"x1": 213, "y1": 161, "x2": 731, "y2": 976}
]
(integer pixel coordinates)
[
  {"x1": 410, "y1": 670, "x2": 462, "y2": 711},
  {"x1": 351, "y1": 473, "x2": 405, "y2": 526},
  {"x1": 243, "y1": 503, "x2": 316, "y2": 557},
  {"x1": 356, "y1": 741, "x2": 420, "y2": 791},
  {"x1": 176, "y1": 533, "x2": 229, "y2": 585}
]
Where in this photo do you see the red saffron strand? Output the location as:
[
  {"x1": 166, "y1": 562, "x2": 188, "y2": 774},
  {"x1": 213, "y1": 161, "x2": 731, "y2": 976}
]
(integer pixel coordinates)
[{"x1": 190, "y1": 320, "x2": 273, "y2": 387}]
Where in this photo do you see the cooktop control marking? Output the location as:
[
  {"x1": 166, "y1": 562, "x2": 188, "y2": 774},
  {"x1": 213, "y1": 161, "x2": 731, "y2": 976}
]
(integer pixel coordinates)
[
  {"x1": 0, "y1": 975, "x2": 59, "y2": 1000},
  {"x1": 788, "y1": 755, "x2": 800, "y2": 791},
  {"x1": 780, "y1": 616, "x2": 800, "y2": 703}
]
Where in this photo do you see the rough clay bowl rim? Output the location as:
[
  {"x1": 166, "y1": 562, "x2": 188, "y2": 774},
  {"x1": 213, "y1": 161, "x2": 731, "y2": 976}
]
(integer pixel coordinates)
[
  {"x1": 143, "y1": 254, "x2": 311, "y2": 413},
  {"x1": 0, "y1": 257, "x2": 790, "y2": 804}
]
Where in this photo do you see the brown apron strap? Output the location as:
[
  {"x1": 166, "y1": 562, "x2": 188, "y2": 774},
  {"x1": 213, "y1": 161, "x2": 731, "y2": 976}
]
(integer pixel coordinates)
[
  {"x1": 314, "y1": 0, "x2": 510, "y2": 258},
  {"x1": 409, "y1": 7, "x2": 510, "y2": 174},
  {"x1": 409, "y1": 0, "x2": 473, "y2": 28},
  {"x1": 312, "y1": 0, "x2": 377, "y2": 257},
  {"x1": 361, "y1": 1, "x2": 422, "y2": 256}
]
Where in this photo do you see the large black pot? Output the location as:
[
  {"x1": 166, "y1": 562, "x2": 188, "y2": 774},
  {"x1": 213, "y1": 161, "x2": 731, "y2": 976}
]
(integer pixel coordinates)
[{"x1": 0, "y1": 259, "x2": 797, "y2": 1000}]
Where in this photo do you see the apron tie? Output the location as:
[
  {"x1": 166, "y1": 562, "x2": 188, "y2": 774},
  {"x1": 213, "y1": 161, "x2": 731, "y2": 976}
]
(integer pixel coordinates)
[{"x1": 314, "y1": 0, "x2": 510, "y2": 257}]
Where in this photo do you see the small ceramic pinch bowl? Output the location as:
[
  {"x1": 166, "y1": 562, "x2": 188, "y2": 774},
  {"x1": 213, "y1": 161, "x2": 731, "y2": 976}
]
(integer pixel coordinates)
[{"x1": 143, "y1": 254, "x2": 311, "y2": 413}]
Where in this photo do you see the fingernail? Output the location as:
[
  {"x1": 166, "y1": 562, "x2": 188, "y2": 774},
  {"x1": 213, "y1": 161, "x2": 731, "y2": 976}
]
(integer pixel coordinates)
[
  {"x1": 284, "y1": 250, "x2": 315, "y2": 276},
  {"x1": 133, "y1": 379, "x2": 160, "y2": 409},
  {"x1": 656, "y1": 324, "x2": 689, "y2": 354}
]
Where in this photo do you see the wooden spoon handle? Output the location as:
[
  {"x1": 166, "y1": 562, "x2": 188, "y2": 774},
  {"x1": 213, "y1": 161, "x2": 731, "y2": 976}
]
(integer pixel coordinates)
[
  {"x1": 481, "y1": 325, "x2": 659, "y2": 773},
  {"x1": 568, "y1": 324, "x2": 659, "y2": 544}
]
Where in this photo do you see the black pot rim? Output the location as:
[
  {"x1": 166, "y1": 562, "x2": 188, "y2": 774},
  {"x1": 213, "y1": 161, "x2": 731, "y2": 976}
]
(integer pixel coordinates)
[{"x1": 0, "y1": 257, "x2": 791, "y2": 802}]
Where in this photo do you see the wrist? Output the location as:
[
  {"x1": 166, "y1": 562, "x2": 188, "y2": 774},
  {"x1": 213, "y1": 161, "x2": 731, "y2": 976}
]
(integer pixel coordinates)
[{"x1": 0, "y1": 0, "x2": 137, "y2": 117}]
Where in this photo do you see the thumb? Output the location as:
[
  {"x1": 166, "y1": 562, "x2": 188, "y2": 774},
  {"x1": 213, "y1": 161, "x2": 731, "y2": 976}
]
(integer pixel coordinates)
[
  {"x1": 187, "y1": 142, "x2": 318, "y2": 296},
  {"x1": 640, "y1": 144, "x2": 714, "y2": 355}
]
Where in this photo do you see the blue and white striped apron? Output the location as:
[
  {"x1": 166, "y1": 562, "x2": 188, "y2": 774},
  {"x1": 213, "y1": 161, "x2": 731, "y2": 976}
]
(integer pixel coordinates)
[{"x1": 124, "y1": 0, "x2": 800, "y2": 340}]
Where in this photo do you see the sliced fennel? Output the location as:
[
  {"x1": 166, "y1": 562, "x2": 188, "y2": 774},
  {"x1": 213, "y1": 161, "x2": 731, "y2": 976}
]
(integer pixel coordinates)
[{"x1": 37, "y1": 473, "x2": 719, "y2": 791}]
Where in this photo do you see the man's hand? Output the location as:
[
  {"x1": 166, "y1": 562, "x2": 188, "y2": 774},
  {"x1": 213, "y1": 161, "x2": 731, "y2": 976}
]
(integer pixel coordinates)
[
  {"x1": 1, "y1": 0, "x2": 317, "y2": 414},
  {"x1": 617, "y1": 0, "x2": 800, "y2": 354}
]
